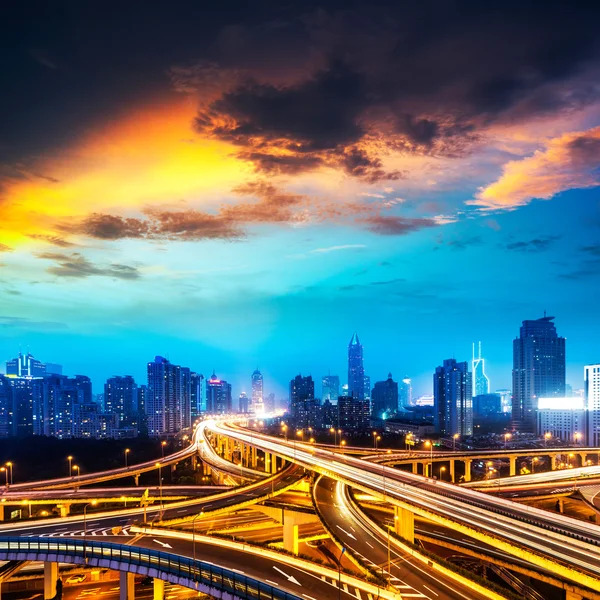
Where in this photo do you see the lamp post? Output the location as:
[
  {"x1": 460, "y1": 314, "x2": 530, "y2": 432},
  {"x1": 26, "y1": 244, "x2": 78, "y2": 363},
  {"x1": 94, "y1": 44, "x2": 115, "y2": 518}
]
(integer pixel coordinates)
[
  {"x1": 6, "y1": 462, "x2": 13, "y2": 485},
  {"x1": 424, "y1": 441, "x2": 433, "y2": 477},
  {"x1": 83, "y1": 500, "x2": 97, "y2": 562},
  {"x1": 340, "y1": 440, "x2": 346, "y2": 453},
  {"x1": 532, "y1": 457, "x2": 539, "y2": 474},
  {"x1": 330, "y1": 427, "x2": 337, "y2": 447},
  {"x1": 337, "y1": 547, "x2": 346, "y2": 600},
  {"x1": 376, "y1": 435, "x2": 381, "y2": 450},
  {"x1": 453, "y1": 434, "x2": 459, "y2": 452},
  {"x1": 124, "y1": 448, "x2": 130, "y2": 468},
  {"x1": 68, "y1": 456, "x2": 73, "y2": 478},
  {"x1": 388, "y1": 515, "x2": 398, "y2": 586},
  {"x1": 0, "y1": 468, "x2": 7, "y2": 487},
  {"x1": 161, "y1": 441, "x2": 167, "y2": 459},
  {"x1": 440, "y1": 466, "x2": 446, "y2": 481},
  {"x1": 504, "y1": 433, "x2": 512, "y2": 449},
  {"x1": 544, "y1": 432, "x2": 551, "y2": 447},
  {"x1": 574, "y1": 432, "x2": 581, "y2": 446},
  {"x1": 73, "y1": 465, "x2": 80, "y2": 480},
  {"x1": 372, "y1": 431, "x2": 378, "y2": 449}
]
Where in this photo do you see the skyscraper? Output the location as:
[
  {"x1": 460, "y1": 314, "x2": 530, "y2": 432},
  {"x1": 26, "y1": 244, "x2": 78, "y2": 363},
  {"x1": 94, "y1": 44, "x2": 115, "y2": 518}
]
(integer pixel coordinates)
[
  {"x1": 0, "y1": 376, "x2": 13, "y2": 437},
  {"x1": 348, "y1": 333, "x2": 365, "y2": 400},
  {"x1": 434, "y1": 359, "x2": 473, "y2": 437},
  {"x1": 190, "y1": 372, "x2": 205, "y2": 420},
  {"x1": 104, "y1": 376, "x2": 138, "y2": 428},
  {"x1": 472, "y1": 342, "x2": 490, "y2": 396},
  {"x1": 399, "y1": 377, "x2": 413, "y2": 409},
  {"x1": 289, "y1": 374, "x2": 318, "y2": 428},
  {"x1": 251, "y1": 369, "x2": 264, "y2": 414},
  {"x1": 239, "y1": 392, "x2": 249, "y2": 413},
  {"x1": 146, "y1": 356, "x2": 191, "y2": 436},
  {"x1": 585, "y1": 364, "x2": 600, "y2": 446},
  {"x1": 512, "y1": 315, "x2": 566, "y2": 432},
  {"x1": 6, "y1": 352, "x2": 46, "y2": 377},
  {"x1": 371, "y1": 373, "x2": 398, "y2": 419},
  {"x1": 322, "y1": 375, "x2": 340, "y2": 403},
  {"x1": 206, "y1": 372, "x2": 232, "y2": 414}
]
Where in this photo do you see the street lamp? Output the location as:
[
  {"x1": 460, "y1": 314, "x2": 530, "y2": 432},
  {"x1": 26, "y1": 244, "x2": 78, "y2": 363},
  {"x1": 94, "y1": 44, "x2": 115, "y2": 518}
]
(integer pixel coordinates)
[
  {"x1": 68, "y1": 456, "x2": 73, "y2": 478},
  {"x1": 0, "y1": 468, "x2": 7, "y2": 487},
  {"x1": 453, "y1": 434, "x2": 459, "y2": 452},
  {"x1": 372, "y1": 431, "x2": 378, "y2": 449},
  {"x1": 544, "y1": 432, "x2": 551, "y2": 447},
  {"x1": 405, "y1": 432, "x2": 413, "y2": 453},
  {"x1": 161, "y1": 441, "x2": 167, "y2": 459},
  {"x1": 6, "y1": 462, "x2": 13, "y2": 485},
  {"x1": 83, "y1": 500, "x2": 97, "y2": 562},
  {"x1": 73, "y1": 465, "x2": 80, "y2": 479},
  {"x1": 504, "y1": 433, "x2": 512, "y2": 449},
  {"x1": 376, "y1": 435, "x2": 381, "y2": 450},
  {"x1": 388, "y1": 515, "x2": 398, "y2": 586},
  {"x1": 340, "y1": 440, "x2": 346, "y2": 453},
  {"x1": 124, "y1": 448, "x2": 130, "y2": 468},
  {"x1": 440, "y1": 466, "x2": 446, "y2": 481},
  {"x1": 574, "y1": 432, "x2": 582, "y2": 446},
  {"x1": 532, "y1": 457, "x2": 539, "y2": 473},
  {"x1": 568, "y1": 453, "x2": 575, "y2": 468},
  {"x1": 424, "y1": 441, "x2": 433, "y2": 477}
]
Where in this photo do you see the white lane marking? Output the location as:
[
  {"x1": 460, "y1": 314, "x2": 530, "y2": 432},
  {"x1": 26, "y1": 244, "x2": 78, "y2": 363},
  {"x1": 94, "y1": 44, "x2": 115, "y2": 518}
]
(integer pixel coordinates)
[
  {"x1": 336, "y1": 525, "x2": 356, "y2": 540},
  {"x1": 272, "y1": 566, "x2": 302, "y2": 586},
  {"x1": 423, "y1": 584, "x2": 439, "y2": 596},
  {"x1": 265, "y1": 580, "x2": 280, "y2": 586}
]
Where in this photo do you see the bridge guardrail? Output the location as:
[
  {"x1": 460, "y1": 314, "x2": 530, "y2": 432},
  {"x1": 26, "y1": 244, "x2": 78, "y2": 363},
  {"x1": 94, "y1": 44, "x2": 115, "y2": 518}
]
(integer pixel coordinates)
[{"x1": 0, "y1": 537, "x2": 301, "y2": 600}]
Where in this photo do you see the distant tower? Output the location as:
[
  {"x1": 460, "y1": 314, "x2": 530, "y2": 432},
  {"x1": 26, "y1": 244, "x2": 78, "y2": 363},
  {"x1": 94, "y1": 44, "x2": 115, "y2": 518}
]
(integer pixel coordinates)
[
  {"x1": 322, "y1": 375, "x2": 340, "y2": 403},
  {"x1": 251, "y1": 369, "x2": 264, "y2": 414},
  {"x1": 434, "y1": 359, "x2": 473, "y2": 437},
  {"x1": 348, "y1": 333, "x2": 365, "y2": 400},
  {"x1": 472, "y1": 342, "x2": 490, "y2": 397},
  {"x1": 512, "y1": 316, "x2": 565, "y2": 432}
]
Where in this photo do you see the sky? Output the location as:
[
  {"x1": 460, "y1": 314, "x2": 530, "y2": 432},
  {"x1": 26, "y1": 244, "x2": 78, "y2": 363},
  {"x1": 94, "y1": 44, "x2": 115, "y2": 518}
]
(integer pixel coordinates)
[{"x1": 1, "y1": 0, "x2": 600, "y2": 400}]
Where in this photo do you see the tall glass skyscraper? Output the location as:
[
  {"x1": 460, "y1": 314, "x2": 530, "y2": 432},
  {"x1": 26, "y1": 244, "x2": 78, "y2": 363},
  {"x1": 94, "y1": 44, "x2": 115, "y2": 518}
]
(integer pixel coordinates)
[
  {"x1": 251, "y1": 369, "x2": 264, "y2": 413},
  {"x1": 322, "y1": 375, "x2": 340, "y2": 403},
  {"x1": 472, "y1": 342, "x2": 490, "y2": 397},
  {"x1": 348, "y1": 333, "x2": 365, "y2": 400},
  {"x1": 433, "y1": 359, "x2": 473, "y2": 437},
  {"x1": 512, "y1": 315, "x2": 565, "y2": 433}
]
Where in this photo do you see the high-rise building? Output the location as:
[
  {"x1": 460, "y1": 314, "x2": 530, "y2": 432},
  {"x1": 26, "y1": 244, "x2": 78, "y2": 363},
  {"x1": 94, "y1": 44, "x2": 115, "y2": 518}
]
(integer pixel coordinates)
[
  {"x1": 512, "y1": 315, "x2": 566, "y2": 432},
  {"x1": 496, "y1": 389, "x2": 512, "y2": 414},
  {"x1": 239, "y1": 392, "x2": 249, "y2": 413},
  {"x1": 338, "y1": 396, "x2": 370, "y2": 430},
  {"x1": 146, "y1": 356, "x2": 191, "y2": 436},
  {"x1": 433, "y1": 359, "x2": 473, "y2": 437},
  {"x1": 190, "y1": 373, "x2": 205, "y2": 421},
  {"x1": 399, "y1": 377, "x2": 413, "y2": 409},
  {"x1": 290, "y1": 374, "x2": 318, "y2": 428},
  {"x1": 371, "y1": 373, "x2": 398, "y2": 420},
  {"x1": 363, "y1": 375, "x2": 371, "y2": 399},
  {"x1": 264, "y1": 392, "x2": 276, "y2": 413},
  {"x1": 206, "y1": 372, "x2": 232, "y2": 414},
  {"x1": 5, "y1": 352, "x2": 46, "y2": 378},
  {"x1": 105, "y1": 376, "x2": 138, "y2": 428},
  {"x1": 348, "y1": 333, "x2": 365, "y2": 399},
  {"x1": 472, "y1": 342, "x2": 490, "y2": 396},
  {"x1": 251, "y1": 369, "x2": 264, "y2": 413},
  {"x1": 473, "y1": 393, "x2": 502, "y2": 419},
  {"x1": 585, "y1": 364, "x2": 600, "y2": 446},
  {"x1": 322, "y1": 375, "x2": 340, "y2": 404},
  {"x1": 73, "y1": 375, "x2": 92, "y2": 404},
  {"x1": 538, "y1": 397, "x2": 585, "y2": 444},
  {"x1": 0, "y1": 376, "x2": 13, "y2": 437}
]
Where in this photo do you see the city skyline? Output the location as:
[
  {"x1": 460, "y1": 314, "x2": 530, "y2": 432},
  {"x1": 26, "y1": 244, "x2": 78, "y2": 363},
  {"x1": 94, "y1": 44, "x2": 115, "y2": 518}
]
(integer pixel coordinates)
[{"x1": 2, "y1": 3, "x2": 600, "y2": 406}]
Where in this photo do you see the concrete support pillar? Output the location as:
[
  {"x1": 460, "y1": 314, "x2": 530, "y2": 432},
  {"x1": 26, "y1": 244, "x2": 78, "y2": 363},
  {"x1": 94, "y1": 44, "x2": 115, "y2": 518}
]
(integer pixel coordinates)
[
  {"x1": 558, "y1": 498, "x2": 565, "y2": 513},
  {"x1": 57, "y1": 504, "x2": 70, "y2": 518},
  {"x1": 119, "y1": 571, "x2": 135, "y2": 600},
  {"x1": 153, "y1": 578, "x2": 165, "y2": 600},
  {"x1": 191, "y1": 455, "x2": 197, "y2": 470},
  {"x1": 265, "y1": 453, "x2": 272, "y2": 473},
  {"x1": 0, "y1": 504, "x2": 4, "y2": 521},
  {"x1": 394, "y1": 506, "x2": 415, "y2": 544},
  {"x1": 449, "y1": 460, "x2": 455, "y2": 483},
  {"x1": 580, "y1": 453, "x2": 587, "y2": 467},
  {"x1": 551, "y1": 455, "x2": 557, "y2": 470},
  {"x1": 463, "y1": 459, "x2": 472, "y2": 482},
  {"x1": 134, "y1": 474, "x2": 140, "y2": 487},
  {"x1": 566, "y1": 590, "x2": 584, "y2": 600},
  {"x1": 411, "y1": 462, "x2": 418, "y2": 474},
  {"x1": 251, "y1": 447, "x2": 257, "y2": 468},
  {"x1": 283, "y1": 513, "x2": 299, "y2": 555},
  {"x1": 509, "y1": 456, "x2": 516, "y2": 477},
  {"x1": 43, "y1": 562, "x2": 58, "y2": 600},
  {"x1": 271, "y1": 455, "x2": 278, "y2": 474}
]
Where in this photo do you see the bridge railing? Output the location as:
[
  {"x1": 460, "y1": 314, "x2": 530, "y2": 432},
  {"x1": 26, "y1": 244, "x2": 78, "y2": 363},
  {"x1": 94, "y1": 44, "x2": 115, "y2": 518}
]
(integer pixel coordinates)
[{"x1": 0, "y1": 537, "x2": 301, "y2": 600}]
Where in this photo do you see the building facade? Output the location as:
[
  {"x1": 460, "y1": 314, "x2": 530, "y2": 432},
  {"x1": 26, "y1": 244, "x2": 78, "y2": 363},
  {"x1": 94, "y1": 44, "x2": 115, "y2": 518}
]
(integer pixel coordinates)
[
  {"x1": 512, "y1": 315, "x2": 566, "y2": 432},
  {"x1": 348, "y1": 333, "x2": 365, "y2": 400},
  {"x1": 399, "y1": 377, "x2": 413, "y2": 409},
  {"x1": 322, "y1": 375, "x2": 340, "y2": 404},
  {"x1": 585, "y1": 364, "x2": 600, "y2": 446},
  {"x1": 433, "y1": 359, "x2": 473, "y2": 437},
  {"x1": 290, "y1": 374, "x2": 318, "y2": 428},
  {"x1": 104, "y1": 376, "x2": 138, "y2": 429},
  {"x1": 206, "y1": 372, "x2": 232, "y2": 414},
  {"x1": 537, "y1": 397, "x2": 585, "y2": 444},
  {"x1": 472, "y1": 342, "x2": 490, "y2": 396},
  {"x1": 371, "y1": 373, "x2": 398, "y2": 419},
  {"x1": 337, "y1": 396, "x2": 370, "y2": 430},
  {"x1": 251, "y1": 369, "x2": 264, "y2": 414}
]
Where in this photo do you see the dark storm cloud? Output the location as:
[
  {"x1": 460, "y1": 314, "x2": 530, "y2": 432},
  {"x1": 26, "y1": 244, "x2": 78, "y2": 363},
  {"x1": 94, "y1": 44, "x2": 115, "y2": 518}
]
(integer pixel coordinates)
[
  {"x1": 80, "y1": 214, "x2": 150, "y2": 240},
  {"x1": 38, "y1": 252, "x2": 141, "y2": 280},
  {"x1": 360, "y1": 215, "x2": 437, "y2": 236},
  {"x1": 504, "y1": 236, "x2": 560, "y2": 253}
]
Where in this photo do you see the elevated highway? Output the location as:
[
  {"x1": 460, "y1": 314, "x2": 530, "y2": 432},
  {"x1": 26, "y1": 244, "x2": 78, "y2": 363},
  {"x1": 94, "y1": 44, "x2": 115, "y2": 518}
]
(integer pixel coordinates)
[{"x1": 209, "y1": 420, "x2": 600, "y2": 594}]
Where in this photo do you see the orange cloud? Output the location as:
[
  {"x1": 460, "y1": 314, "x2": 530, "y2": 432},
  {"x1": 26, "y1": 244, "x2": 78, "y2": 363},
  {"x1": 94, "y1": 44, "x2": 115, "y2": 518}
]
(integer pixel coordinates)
[{"x1": 473, "y1": 126, "x2": 600, "y2": 210}]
